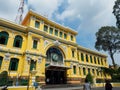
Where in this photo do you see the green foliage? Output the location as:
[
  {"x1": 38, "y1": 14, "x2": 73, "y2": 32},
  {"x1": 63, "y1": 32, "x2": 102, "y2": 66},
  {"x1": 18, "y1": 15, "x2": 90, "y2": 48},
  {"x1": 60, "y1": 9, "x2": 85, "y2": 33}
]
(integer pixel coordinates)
[
  {"x1": 101, "y1": 67, "x2": 120, "y2": 82},
  {"x1": 113, "y1": 0, "x2": 120, "y2": 28},
  {"x1": 0, "y1": 71, "x2": 8, "y2": 86},
  {"x1": 101, "y1": 67, "x2": 114, "y2": 76},
  {"x1": 85, "y1": 73, "x2": 93, "y2": 84},
  {"x1": 95, "y1": 26, "x2": 120, "y2": 67},
  {"x1": 19, "y1": 78, "x2": 28, "y2": 86}
]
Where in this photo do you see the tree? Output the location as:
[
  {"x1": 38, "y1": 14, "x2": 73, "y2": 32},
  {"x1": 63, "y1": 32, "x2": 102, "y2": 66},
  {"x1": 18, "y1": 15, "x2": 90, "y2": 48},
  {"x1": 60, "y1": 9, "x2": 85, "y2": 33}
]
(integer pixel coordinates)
[
  {"x1": 0, "y1": 71, "x2": 8, "y2": 86},
  {"x1": 113, "y1": 0, "x2": 120, "y2": 28},
  {"x1": 95, "y1": 26, "x2": 120, "y2": 68},
  {"x1": 85, "y1": 73, "x2": 93, "y2": 84}
]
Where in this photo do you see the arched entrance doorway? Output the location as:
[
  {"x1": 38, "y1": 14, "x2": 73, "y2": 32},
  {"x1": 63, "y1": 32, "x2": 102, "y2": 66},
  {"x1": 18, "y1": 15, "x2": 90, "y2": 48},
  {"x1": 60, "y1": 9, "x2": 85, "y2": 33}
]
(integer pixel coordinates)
[{"x1": 45, "y1": 47, "x2": 67, "y2": 84}]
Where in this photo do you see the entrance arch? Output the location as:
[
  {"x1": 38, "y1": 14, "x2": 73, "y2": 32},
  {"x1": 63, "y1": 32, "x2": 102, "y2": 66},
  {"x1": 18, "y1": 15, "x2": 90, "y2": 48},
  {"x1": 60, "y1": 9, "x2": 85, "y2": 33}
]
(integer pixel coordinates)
[{"x1": 45, "y1": 47, "x2": 67, "y2": 84}]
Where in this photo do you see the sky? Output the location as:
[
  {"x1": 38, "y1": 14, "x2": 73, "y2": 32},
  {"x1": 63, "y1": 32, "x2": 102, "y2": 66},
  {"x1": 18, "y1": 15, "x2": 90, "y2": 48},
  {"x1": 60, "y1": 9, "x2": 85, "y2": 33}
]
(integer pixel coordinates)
[{"x1": 0, "y1": 0, "x2": 119, "y2": 65}]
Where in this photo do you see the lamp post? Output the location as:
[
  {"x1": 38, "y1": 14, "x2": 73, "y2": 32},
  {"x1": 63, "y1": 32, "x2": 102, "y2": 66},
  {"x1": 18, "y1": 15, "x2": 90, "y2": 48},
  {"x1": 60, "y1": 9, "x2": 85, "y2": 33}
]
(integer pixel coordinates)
[
  {"x1": 26, "y1": 55, "x2": 31, "y2": 90},
  {"x1": 16, "y1": 73, "x2": 19, "y2": 86},
  {"x1": 26, "y1": 55, "x2": 37, "y2": 90}
]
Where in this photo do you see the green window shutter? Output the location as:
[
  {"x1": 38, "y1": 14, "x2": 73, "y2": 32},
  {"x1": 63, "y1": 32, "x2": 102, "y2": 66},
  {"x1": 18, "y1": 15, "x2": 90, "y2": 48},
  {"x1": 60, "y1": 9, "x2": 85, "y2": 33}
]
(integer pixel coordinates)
[
  {"x1": 9, "y1": 60, "x2": 12, "y2": 70},
  {"x1": 44, "y1": 25, "x2": 48, "y2": 32},
  {"x1": 90, "y1": 56, "x2": 92, "y2": 63},
  {"x1": 83, "y1": 68, "x2": 86, "y2": 75},
  {"x1": 0, "y1": 56, "x2": 3, "y2": 69},
  {"x1": 49, "y1": 28, "x2": 53, "y2": 34},
  {"x1": 94, "y1": 57, "x2": 96, "y2": 64},
  {"x1": 13, "y1": 38, "x2": 17, "y2": 47},
  {"x1": 13, "y1": 36, "x2": 23, "y2": 48},
  {"x1": 33, "y1": 40, "x2": 38, "y2": 49},
  {"x1": 79, "y1": 67, "x2": 81, "y2": 75},
  {"x1": 73, "y1": 66, "x2": 76, "y2": 74},
  {"x1": 86, "y1": 54, "x2": 88, "y2": 62},
  {"x1": 30, "y1": 60, "x2": 36, "y2": 71},
  {"x1": 101, "y1": 59, "x2": 103, "y2": 65},
  {"x1": 0, "y1": 32, "x2": 9, "y2": 45},
  {"x1": 64, "y1": 33, "x2": 67, "y2": 39},
  {"x1": 72, "y1": 50, "x2": 74, "y2": 57},
  {"x1": 5, "y1": 36, "x2": 8, "y2": 45},
  {"x1": 19, "y1": 40, "x2": 22, "y2": 48},
  {"x1": 15, "y1": 59, "x2": 19, "y2": 70},
  {"x1": 55, "y1": 29, "x2": 58, "y2": 36},
  {"x1": 98, "y1": 58, "x2": 100, "y2": 64},
  {"x1": 9, "y1": 58, "x2": 19, "y2": 71},
  {"x1": 71, "y1": 35, "x2": 73, "y2": 41},
  {"x1": 88, "y1": 68, "x2": 90, "y2": 74},
  {"x1": 81, "y1": 53, "x2": 84, "y2": 61},
  {"x1": 60, "y1": 32, "x2": 62, "y2": 38},
  {"x1": 35, "y1": 21, "x2": 40, "y2": 28}
]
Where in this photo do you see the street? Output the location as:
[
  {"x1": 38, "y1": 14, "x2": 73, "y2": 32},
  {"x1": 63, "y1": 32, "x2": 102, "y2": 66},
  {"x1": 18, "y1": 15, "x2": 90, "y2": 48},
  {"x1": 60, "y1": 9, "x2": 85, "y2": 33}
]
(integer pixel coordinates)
[{"x1": 42, "y1": 87, "x2": 120, "y2": 90}]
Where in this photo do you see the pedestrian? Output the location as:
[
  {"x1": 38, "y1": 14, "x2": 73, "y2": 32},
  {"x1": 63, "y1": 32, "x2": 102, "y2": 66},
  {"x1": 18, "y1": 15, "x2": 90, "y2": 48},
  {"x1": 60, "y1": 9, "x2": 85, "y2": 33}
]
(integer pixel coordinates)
[
  {"x1": 83, "y1": 79, "x2": 91, "y2": 90},
  {"x1": 105, "y1": 80, "x2": 113, "y2": 90},
  {"x1": 33, "y1": 82, "x2": 38, "y2": 90}
]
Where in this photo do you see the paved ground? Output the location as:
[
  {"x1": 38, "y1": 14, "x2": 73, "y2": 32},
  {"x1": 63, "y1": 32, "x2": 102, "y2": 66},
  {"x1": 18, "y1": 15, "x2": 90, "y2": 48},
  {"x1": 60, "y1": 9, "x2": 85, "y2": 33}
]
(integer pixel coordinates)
[{"x1": 41, "y1": 87, "x2": 120, "y2": 90}]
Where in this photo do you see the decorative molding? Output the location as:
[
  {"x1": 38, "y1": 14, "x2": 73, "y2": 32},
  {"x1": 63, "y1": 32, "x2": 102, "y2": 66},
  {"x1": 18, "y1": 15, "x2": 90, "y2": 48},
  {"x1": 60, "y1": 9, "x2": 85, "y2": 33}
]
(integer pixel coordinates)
[
  {"x1": 4, "y1": 52, "x2": 11, "y2": 61},
  {"x1": 53, "y1": 40, "x2": 61, "y2": 46},
  {"x1": 44, "y1": 40, "x2": 49, "y2": 47},
  {"x1": 38, "y1": 56, "x2": 42, "y2": 63},
  {"x1": 62, "y1": 45, "x2": 67, "y2": 52},
  {"x1": 26, "y1": 55, "x2": 31, "y2": 61}
]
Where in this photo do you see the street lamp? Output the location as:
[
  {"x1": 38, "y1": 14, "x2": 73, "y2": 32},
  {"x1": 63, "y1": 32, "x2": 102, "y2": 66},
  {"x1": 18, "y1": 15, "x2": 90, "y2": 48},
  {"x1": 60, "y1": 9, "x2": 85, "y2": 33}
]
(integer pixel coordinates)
[{"x1": 26, "y1": 54, "x2": 37, "y2": 90}]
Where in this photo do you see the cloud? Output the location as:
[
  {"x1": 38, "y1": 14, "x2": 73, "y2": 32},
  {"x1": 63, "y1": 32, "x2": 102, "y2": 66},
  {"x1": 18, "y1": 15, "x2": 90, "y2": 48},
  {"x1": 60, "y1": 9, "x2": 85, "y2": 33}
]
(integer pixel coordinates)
[
  {"x1": 56, "y1": 0, "x2": 120, "y2": 65},
  {"x1": 28, "y1": 0, "x2": 64, "y2": 19},
  {"x1": 0, "y1": 0, "x2": 19, "y2": 21},
  {"x1": 0, "y1": 0, "x2": 119, "y2": 65}
]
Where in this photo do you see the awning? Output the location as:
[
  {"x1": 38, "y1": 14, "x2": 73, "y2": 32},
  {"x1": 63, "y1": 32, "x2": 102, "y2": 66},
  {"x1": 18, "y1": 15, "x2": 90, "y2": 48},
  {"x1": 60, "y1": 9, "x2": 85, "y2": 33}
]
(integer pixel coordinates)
[{"x1": 45, "y1": 64, "x2": 71, "y2": 70}]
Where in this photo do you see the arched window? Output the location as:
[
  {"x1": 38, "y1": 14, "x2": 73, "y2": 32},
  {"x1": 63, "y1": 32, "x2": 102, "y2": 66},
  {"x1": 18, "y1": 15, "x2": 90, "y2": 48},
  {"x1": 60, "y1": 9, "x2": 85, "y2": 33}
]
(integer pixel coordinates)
[
  {"x1": 81, "y1": 53, "x2": 84, "y2": 61},
  {"x1": 73, "y1": 66, "x2": 76, "y2": 74},
  {"x1": 0, "y1": 31, "x2": 9, "y2": 45},
  {"x1": 0, "y1": 56, "x2": 3, "y2": 69},
  {"x1": 13, "y1": 35, "x2": 23, "y2": 48},
  {"x1": 9, "y1": 58, "x2": 19, "y2": 71},
  {"x1": 83, "y1": 68, "x2": 86, "y2": 75},
  {"x1": 46, "y1": 47, "x2": 63, "y2": 62}
]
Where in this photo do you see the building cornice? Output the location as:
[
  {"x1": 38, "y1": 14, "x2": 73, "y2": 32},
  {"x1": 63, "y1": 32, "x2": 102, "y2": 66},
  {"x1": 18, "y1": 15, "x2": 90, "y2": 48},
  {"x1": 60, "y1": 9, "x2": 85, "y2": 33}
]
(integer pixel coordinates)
[
  {"x1": 0, "y1": 18, "x2": 27, "y2": 33},
  {"x1": 27, "y1": 26, "x2": 78, "y2": 47},
  {"x1": 22, "y1": 10, "x2": 78, "y2": 35},
  {"x1": 77, "y1": 45, "x2": 107, "y2": 57},
  {"x1": 64, "y1": 59, "x2": 104, "y2": 68}
]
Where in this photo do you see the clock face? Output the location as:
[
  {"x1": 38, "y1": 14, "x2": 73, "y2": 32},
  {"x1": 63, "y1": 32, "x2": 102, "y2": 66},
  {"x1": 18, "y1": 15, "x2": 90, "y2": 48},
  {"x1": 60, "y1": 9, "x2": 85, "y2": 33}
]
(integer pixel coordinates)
[{"x1": 52, "y1": 53, "x2": 59, "y2": 61}]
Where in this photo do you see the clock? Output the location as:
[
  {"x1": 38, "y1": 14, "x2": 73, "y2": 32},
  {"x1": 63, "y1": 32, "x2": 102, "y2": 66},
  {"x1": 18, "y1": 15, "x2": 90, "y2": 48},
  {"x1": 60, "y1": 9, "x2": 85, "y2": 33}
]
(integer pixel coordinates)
[{"x1": 52, "y1": 53, "x2": 58, "y2": 61}]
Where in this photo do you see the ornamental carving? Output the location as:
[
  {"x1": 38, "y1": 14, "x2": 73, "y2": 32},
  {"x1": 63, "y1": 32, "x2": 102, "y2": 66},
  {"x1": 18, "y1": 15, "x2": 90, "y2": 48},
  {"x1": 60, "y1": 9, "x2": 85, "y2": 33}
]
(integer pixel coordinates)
[
  {"x1": 26, "y1": 55, "x2": 31, "y2": 61},
  {"x1": 44, "y1": 40, "x2": 49, "y2": 47},
  {"x1": 53, "y1": 40, "x2": 61, "y2": 46},
  {"x1": 4, "y1": 52, "x2": 11, "y2": 61},
  {"x1": 38, "y1": 56, "x2": 42, "y2": 63}
]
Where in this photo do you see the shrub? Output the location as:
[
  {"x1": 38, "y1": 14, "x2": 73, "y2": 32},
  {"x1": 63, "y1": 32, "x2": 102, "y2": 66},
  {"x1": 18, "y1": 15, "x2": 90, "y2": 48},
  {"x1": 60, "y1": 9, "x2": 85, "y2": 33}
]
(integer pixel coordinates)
[
  {"x1": 0, "y1": 71, "x2": 8, "y2": 86},
  {"x1": 85, "y1": 73, "x2": 93, "y2": 84}
]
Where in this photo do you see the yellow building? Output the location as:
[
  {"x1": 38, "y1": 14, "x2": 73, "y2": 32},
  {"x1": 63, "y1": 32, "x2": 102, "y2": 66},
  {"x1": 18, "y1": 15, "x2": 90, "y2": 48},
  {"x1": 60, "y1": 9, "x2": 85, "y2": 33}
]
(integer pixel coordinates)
[{"x1": 0, "y1": 10, "x2": 110, "y2": 85}]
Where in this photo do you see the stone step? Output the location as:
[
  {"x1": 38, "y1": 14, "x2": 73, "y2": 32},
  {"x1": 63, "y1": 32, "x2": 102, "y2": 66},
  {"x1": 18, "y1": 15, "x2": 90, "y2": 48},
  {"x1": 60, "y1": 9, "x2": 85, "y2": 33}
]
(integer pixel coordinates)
[{"x1": 41, "y1": 84, "x2": 83, "y2": 89}]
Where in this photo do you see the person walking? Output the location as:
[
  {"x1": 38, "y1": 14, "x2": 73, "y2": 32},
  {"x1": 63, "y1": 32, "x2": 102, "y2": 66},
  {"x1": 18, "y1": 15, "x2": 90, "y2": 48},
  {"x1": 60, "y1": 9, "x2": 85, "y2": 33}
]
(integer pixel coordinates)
[
  {"x1": 105, "y1": 80, "x2": 113, "y2": 90},
  {"x1": 83, "y1": 79, "x2": 91, "y2": 90}
]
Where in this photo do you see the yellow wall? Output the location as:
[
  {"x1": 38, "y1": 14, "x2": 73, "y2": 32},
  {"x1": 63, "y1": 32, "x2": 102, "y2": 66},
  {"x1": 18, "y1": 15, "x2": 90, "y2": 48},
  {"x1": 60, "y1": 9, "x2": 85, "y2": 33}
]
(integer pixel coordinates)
[{"x1": 0, "y1": 10, "x2": 110, "y2": 85}]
